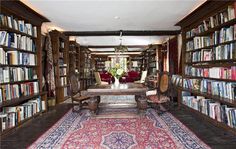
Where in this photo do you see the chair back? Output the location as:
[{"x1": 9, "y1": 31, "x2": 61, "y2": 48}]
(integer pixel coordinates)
[
  {"x1": 94, "y1": 72, "x2": 102, "y2": 85},
  {"x1": 158, "y1": 72, "x2": 169, "y2": 95},
  {"x1": 140, "y1": 70, "x2": 147, "y2": 83},
  {"x1": 69, "y1": 73, "x2": 80, "y2": 96}
]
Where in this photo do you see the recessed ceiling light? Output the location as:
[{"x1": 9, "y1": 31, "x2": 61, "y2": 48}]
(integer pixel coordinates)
[{"x1": 114, "y1": 16, "x2": 120, "y2": 19}]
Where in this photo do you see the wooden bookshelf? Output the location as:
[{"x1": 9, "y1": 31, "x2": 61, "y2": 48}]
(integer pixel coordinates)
[
  {"x1": 0, "y1": 0, "x2": 49, "y2": 135},
  {"x1": 49, "y1": 30, "x2": 69, "y2": 104},
  {"x1": 130, "y1": 56, "x2": 142, "y2": 72},
  {"x1": 94, "y1": 56, "x2": 107, "y2": 72},
  {"x1": 177, "y1": 1, "x2": 236, "y2": 134},
  {"x1": 69, "y1": 41, "x2": 80, "y2": 77},
  {"x1": 80, "y1": 47, "x2": 93, "y2": 89}
]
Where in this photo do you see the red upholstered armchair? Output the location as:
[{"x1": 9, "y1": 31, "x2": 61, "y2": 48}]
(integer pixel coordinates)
[
  {"x1": 99, "y1": 71, "x2": 112, "y2": 83},
  {"x1": 120, "y1": 71, "x2": 140, "y2": 83}
]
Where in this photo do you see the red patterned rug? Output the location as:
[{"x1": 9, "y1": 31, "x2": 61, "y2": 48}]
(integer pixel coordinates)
[{"x1": 28, "y1": 108, "x2": 210, "y2": 149}]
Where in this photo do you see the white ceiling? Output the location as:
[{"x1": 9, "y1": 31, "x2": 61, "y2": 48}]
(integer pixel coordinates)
[
  {"x1": 23, "y1": 0, "x2": 205, "y2": 31},
  {"x1": 76, "y1": 36, "x2": 169, "y2": 45},
  {"x1": 22, "y1": 0, "x2": 206, "y2": 52}
]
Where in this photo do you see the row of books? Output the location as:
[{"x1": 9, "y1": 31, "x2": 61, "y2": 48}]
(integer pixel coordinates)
[
  {"x1": 0, "y1": 97, "x2": 45, "y2": 132},
  {"x1": 183, "y1": 78, "x2": 236, "y2": 100},
  {"x1": 60, "y1": 41, "x2": 65, "y2": 49},
  {"x1": 185, "y1": 66, "x2": 236, "y2": 80},
  {"x1": 186, "y1": 43, "x2": 235, "y2": 63},
  {"x1": 2, "y1": 51, "x2": 36, "y2": 66},
  {"x1": 96, "y1": 61, "x2": 105, "y2": 65},
  {"x1": 0, "y1": 14, "x2": 37, "y2": 37},
  {"x1": 0, "y1": 67, "x2": 37, "y2": 84},
  {"x1": 182, "y1": 93, "x2": 236, "y2": 129},
  {"x1": 186, "y1": 3, "x2": 236, "y2": 38},
  {"x1": 186, "y1": 26, "x2": 236, "y2": 51},
  {"x1": 59, "y1": 52, "x2": 64, "y2": 58},
  {"x1": 59, "y1": 59, "x2": 66, "y2": 66},
  {"x1": 60, "y1": 77, "x2": 67, "y2": 86},
  {"x1": 148, "y1": 62, "x2": 156, "y2": 68},
  {"x1": 171, "y1": 75, "x2": 183, "y2": 87},
  {"x1": 59, "y1": 68, "x2": 67, "y2": 76},
  {"x1": 0, "y1": 31, "x2": 36, "y2": 51},
  {"x1": 0, "y1": 82, "x2": 39, "y2": 102}
]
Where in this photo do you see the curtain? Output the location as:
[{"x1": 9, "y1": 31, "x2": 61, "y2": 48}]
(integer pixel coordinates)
[{"x1": 44, "y1": 34, "x2": 55, "y2": 97}]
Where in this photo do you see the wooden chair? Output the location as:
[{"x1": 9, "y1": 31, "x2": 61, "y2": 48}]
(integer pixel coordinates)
[
  {"x1": 134, "y1": 70, "x2": 147, "y2": 83},
  {"x1": 146, "y1": 71, "x2": 170, "y2": 114},
  {"x1": 69, "y1": 73, "x2": 99, "y2": 113}
]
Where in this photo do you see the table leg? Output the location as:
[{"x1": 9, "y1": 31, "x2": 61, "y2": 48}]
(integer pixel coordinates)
[
  {"x1": 135, "y1": 95, "x2": 148, "y2": 114},
  {"x1": 88, "y1": 96, "x2": 99, "y2": 115}
]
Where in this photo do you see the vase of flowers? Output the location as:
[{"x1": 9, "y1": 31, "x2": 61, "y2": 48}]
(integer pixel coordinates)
[{"x1": 109, "y1": 63, "x2": 124, "y2": 86}]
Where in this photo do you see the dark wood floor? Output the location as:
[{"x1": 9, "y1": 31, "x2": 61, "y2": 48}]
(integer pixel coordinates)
[{"x1": 1, "y1": 103, "x2": 236, "y2": 149}]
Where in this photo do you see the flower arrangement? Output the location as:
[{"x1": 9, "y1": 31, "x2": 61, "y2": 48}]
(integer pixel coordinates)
[{"x1": 109, "y1": 63, "x2": 124, "y2": 79}]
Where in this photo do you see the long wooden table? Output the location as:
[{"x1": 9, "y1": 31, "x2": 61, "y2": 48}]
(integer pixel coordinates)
[{"x1": 86, "y1": 83, "x2": 148, "y2": 113}]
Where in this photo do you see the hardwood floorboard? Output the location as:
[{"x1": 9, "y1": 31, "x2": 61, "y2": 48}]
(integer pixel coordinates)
[{"x1": 1, "y1": 103, "x2": 236, "y2": 149}]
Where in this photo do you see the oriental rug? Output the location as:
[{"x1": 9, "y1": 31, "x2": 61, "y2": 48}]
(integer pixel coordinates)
[{"x1": 28, "y1": 109, "x2": 210, "y2": 149}]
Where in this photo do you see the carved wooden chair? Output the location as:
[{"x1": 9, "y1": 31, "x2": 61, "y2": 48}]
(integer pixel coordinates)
[
  {"x1": 69, "y1": 73, "x2": 99, "y2": 113},
  {"x1": 134, "y1": 70, "x2": 147, "y2": 83},
  {"x1": 146, "y1": 71, "x2": 170, "y2": 114}
]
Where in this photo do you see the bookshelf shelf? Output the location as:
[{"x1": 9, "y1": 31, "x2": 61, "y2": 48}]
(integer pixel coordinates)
[
  {"x1": 60, "y1": 75, "x2": 67, "y2": 77},
  {"x1": 185, "y1": 40, "x2": 236, "y2": 53},
  {"x1": 177, "y1": 1, "x2": 236, "y2": 134},
  {"x1": 0, "y1": 26, "x2": 37, "y2": 39},
  {"x1": 0, "y1": 79, "x2": 38, "y2": 85},
  {"x1": 185, "y1": 75, "x2": 236, "y2": 82},
  {"x1": 0, "y1": 64, "x2": 37, "y2": 67},
  {"x1": 0, "y1": 93, "x2": 44, "y2": 108},
  {"x1": 186, "y1": 59, "x2": 236, "y2": 65},
  {"x1": 0, "y1": 45, "x2": 36, "y2": 54},
  {"x1": 182, "y1": 88, "x2": 236, "y2": 107},
  {"x1": 59, "y1": 65, "x2": 67, "y2": 68}
]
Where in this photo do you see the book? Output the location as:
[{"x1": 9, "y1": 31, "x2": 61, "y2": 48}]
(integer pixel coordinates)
[
  {"x1": 0, "y1": 113, "x2": 7, "y2": 132},
  {"x1": 0, "y1": 48, "x2": 6, "y2": 64}
]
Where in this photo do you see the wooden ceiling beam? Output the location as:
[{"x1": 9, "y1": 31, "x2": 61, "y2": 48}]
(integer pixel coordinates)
[
  {"x1": 64, "y1": 30, "x2": 180, "y2": 36},
  {"x1": 90, "y1": 51, "x2": 142, "y2": 53},
  {"x1": 81, "y1": 45, "x2": 148, "y2": 48}
]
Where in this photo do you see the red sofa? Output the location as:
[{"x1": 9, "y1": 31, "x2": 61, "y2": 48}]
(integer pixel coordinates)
[
  {"x1": 99, "y1": 71, "x2": 140, "y2": 83},
  {"x1": 120, "y1": 71, "x2": 140, "y2": 83},
  {"x1": 99, "y1": 71, "x2": 113, "y2": 83}
]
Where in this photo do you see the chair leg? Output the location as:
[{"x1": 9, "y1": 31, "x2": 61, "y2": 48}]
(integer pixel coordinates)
[
  {"x1": 88, "y1": 97, "x2": 99, "y2": 115},
  {"x1": 72, "y1": 99, "x2": 75, "y2": 112}
]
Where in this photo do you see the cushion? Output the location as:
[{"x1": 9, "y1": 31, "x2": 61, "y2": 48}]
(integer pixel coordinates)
[
  {"x1": 147, "y1": 95, "x2": 170, "y2": 103},
  {"x1": 146, "y1": 90, "x2": 157, "y2": 96}
]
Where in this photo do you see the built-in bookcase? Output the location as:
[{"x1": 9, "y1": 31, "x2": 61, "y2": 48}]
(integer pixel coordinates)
[
  {"x1": 80, "y1": 47, "x2": 93, "y2": 89},
  {"x1": 0, "y1": 1, "x2": 49, "y2": 135},
  {"x1": 49, "y1": 30, "x2": 69, "y2": 104},
  {"x1": 94, "y1": 56, "x2": 107, "y2": 72},
  {"x1": 130, "y1": 56, "x2": 142, "y2": 72},
  {"x1": 69, "y1": 40, "x2": 80, "y2": 77},
  {"x1": 177, "y1": 1, "x2": 236, "y2": 134},
  {"x1": 140, "y1": 50, "x2": 148, "y2": 72}
]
